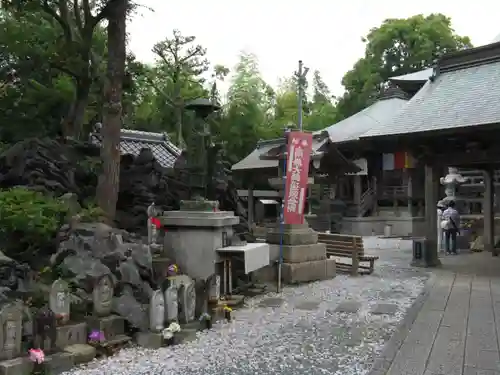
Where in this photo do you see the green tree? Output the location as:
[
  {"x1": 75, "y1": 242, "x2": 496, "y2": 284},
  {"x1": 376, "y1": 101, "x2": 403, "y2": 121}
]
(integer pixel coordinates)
[
  {"x1": 0, "y1": 1, "x2": 113, "y2": 138},
  {"x1": 222, "y1": 52, "x2": 276, "y2": 161},
  {"x1": 152, "y1": 30, "x2": 209, "y2": 146},
  {"x1": 336, "y1": 13, "x2": 472, "y2": 119},
  {"x1": 307, "y1": 70, "x2": 337, "y2": 131}
]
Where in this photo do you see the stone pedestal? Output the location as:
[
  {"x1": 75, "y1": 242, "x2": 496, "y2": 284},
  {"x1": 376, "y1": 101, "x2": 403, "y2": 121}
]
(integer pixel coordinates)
[
  {"x1": 160, "y1": 204, "x2": 239, "y2": 280},
  {"x1": 254, "y1": 223, "x2": 336, "y2": 284},
  {"x1": 0, "y1": 352, "x2": 75, "y2": 375},
  {"x1": 85, "y1": 315, "x2": 131, "y2": 347},
  {"x1": 135, "y1": 332, "x2": 163, "y2": 349}
]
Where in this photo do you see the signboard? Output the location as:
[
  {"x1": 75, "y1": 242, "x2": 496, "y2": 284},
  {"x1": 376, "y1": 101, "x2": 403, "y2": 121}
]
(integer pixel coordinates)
[{"x1": 283, "y1": 131, "x2": 313, "y2": 225}]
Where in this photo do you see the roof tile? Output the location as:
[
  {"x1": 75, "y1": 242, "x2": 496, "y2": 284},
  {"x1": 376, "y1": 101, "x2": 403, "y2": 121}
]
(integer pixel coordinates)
[
  {"x1": 90, "y1": 129, "x2": 181, "y2": 168},
  {"x1": 362, "y1": 61, "x2": 500, "y2": 138}
]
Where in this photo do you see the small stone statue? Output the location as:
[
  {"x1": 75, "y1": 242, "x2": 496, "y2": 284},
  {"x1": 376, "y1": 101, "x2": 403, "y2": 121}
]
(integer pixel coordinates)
[
  {"x1": 33, "y1": 305, "x2": 57, "y2": 353},
  {"x1": 147, "y1": 203, "x2": 162, "y2": 256}
]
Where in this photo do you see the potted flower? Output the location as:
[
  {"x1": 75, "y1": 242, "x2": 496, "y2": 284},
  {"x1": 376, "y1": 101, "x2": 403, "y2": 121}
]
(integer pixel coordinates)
[
  {"x1": 29, "y1": 348, "x2": 45, "y2": 375},
  {"x1": 199, "y1": 312, "x2": 212, "y2": 330},
  {"x1": 167, "y1": 264, "x2": 178, "y2": 276},
  {"x1": 88, "y1": 330, "x2": 107, "y2": 356},
  {"x1": 162, "y1": 322, "x2": 181, "y2": 346},
  {"x1": 223, "y1": 305, "x2": 232, "y2": 322}
]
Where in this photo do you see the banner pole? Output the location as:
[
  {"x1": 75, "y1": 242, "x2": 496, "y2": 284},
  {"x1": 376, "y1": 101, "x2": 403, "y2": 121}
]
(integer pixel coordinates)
[{"x1": 277, "y1": 128, "x2": 289, "y2": 293}]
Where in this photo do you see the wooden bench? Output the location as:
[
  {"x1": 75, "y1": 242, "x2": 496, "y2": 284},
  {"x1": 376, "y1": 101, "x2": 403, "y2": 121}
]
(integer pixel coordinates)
[{"x1": 317, "y1": 233, "x2": 379, "y2": 275}]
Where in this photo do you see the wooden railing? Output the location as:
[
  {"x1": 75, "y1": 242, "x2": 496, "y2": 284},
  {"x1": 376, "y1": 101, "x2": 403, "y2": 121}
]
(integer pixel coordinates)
[
  {"x1": 379, "y1": 185, "x2": 408, "y2": 198},
  {"x1": 357, "y1": 187, "x2": 375, "y2": 216}
]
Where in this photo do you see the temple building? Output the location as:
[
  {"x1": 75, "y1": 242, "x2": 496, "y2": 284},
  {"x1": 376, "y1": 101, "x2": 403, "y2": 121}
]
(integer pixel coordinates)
[{"x1": 233, "y1": 37, "x2": 500, "y2": 259}]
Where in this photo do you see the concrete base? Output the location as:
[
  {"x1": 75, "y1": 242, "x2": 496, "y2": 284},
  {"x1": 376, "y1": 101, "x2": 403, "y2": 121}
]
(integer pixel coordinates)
[
  {"x1": 135, "y1": 332, "x2": 163, "y2": 349},
  {"x1": 177, "y1": 321, "x2": 201, "y2": 343},
  {"x1": 269, "y1": 243, "x2": 327, "y2": 263},
  {"x1": 0, "y1": 352, "x2": 75, "y2": 375},
  {"x1": 56, "y1": 322, "x2": 87, "y2": 348},
  {"x1": 161, "y1": 210, "x2": 240, "y2": 280},
  {"x1": 85, "y1": 315, "x2": 125, "y2": 340},
  {"x1": 282, "y1": 258, "x2": 336, "y2": 284},
  {"x1": 253, "y1": 258, "x2": 336, "y2": 284},
  {"x1": 257, "y1": 223, "x2": 335, "y2": 284},
  {"x1": 64, "y1": 344, "x2": 96, "y2": 364},
  {"x1": 266, "y1": 223, "x2": 318, "y2": 245}
]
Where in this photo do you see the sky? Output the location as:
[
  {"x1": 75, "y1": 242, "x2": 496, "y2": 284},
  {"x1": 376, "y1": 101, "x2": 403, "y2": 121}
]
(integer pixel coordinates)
[{"x1": 128, "y1": 0, "x2": 500, "y2": 96}]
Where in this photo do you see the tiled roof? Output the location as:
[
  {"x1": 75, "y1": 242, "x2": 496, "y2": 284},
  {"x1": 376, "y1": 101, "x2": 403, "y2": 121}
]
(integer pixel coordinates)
[
  {"x1": 90, "y1": 129, "x2": 182, "y2": 168},
  {"x1": 361, "y1": 60, "x2": 500, "y2": 138},
  {"x1": 231, "y1": 139, "x2": 281, "y2": 171},
  {"x1": 317, "y1": 95, "x2": 408, "y2": 143},
  {"x1": 389, "y1": 68, "x2": 433, "y2": 83},
  {"x1": 231, "y1": 136, "x2": 327, "y2": 171}
]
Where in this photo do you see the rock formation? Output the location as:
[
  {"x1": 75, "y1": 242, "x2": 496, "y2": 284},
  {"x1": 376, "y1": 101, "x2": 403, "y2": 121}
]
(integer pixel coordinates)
[{"x1": 0, "y1": 137, "x2": 249, "y2": 234}]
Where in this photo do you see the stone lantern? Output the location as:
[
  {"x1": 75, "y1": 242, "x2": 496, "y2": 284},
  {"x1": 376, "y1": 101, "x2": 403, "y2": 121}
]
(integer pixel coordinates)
[
  {"x1": 183, "y1": 98, "x2": 221, "y2": 209},
  {"x1": 437, "y1": 167, "x2": 468, "y2": 252}
]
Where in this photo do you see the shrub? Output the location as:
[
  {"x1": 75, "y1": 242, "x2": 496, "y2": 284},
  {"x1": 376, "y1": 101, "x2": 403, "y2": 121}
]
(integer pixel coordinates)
[
  {"x1": 80, "y1": 204, "x2": 106, "y2": 222},
  {"x1": 0, "y1": 187, "x2": 68, "y2": 263}
]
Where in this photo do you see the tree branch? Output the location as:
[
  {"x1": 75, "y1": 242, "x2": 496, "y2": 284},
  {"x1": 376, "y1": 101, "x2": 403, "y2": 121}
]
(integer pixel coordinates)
[
  {"x1": 82, "y1": 0, "x2": 91, "y2": 24},
  {"x1": 41, "y1": 0, "x2": 72, "y2": 42},
  {"x1": 92, "y1": 0, "x2": 119, "y2": 28},
  {"x1": 49, "y1": 62, "x2": 79, "y2": 79},
  {"x1": 73, "y1": 0, "x2": 83, "y2": 33}
]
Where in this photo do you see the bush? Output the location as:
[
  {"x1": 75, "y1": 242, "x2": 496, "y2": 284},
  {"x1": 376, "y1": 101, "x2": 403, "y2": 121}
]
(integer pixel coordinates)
[
  {"x1": 80, "y1": 204, "x2": 106, "y2": 222},
  {"x1": 0, "y1": 187, "x2": 68, "y2": 264}
]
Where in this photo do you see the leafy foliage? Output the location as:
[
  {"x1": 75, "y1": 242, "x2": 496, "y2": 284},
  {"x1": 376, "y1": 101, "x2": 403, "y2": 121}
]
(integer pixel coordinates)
[
  {"x1": 0, "y1": 6, "x2": 473, "y2": 164},
  {"x1": 0, "y1": 187, "x2": 67, "y2": 263},
  {"x1": 80, "y1": 204, "x2": 106, "y2": 222},
  {"x1": 335, "y1": 13, "x2": 472, "y2": 119}
]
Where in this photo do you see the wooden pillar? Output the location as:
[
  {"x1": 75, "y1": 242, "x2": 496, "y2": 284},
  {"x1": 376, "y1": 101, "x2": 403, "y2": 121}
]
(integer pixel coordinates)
[
  {"x1": 406, "y1": 169, "x2": 413, "y2": 215},
  {"x1": 353, "y1": 175, "x2": 362, "y2": 204},
  {"x1": 424, "y1": 164, "x2": 441, "y2": 267},
  {"x1": 483, "y1": 169, "x2": 496, "y2": 255},
  {"x1": 247, "y1": 183, "x2": 254, "y2": 229},
  {"x1": 372, "y1": 175, "x2": 378, "y2": 216}
]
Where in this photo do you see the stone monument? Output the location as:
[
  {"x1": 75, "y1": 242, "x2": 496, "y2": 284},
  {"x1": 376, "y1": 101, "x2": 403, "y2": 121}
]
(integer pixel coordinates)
[
  {"x1": 255, "y1": 129, "x2": 336, "y2": 284},
  {"x1": 86, "y1": 274, "x2": 130, "y2": 348},
  {"x1": 0, "y1": 302, "x2": 23, "y2": 361},
  {"x1": 161, "y1": 98, "x2": 269, "y2": 284},
  {"x1": 49, "y1": 279, "x2": 70, "y2": 324},
  {"x1": 135, "y1": 290, "x2": 166, "y2": 349},
  {"x1": 164, "y1": 283, "x2": 178, "y2": 323}
]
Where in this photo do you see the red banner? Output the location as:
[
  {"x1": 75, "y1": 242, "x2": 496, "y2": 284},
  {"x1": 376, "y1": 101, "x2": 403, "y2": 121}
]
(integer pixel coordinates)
[{"x1": 283, "y1": 131, "x2": 313, "y2": 225}]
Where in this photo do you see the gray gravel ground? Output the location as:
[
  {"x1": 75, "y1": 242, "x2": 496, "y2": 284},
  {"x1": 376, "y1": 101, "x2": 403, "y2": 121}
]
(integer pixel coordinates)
[{"x1": 66, "y1": 237, "x2": 429, "y2": 375}]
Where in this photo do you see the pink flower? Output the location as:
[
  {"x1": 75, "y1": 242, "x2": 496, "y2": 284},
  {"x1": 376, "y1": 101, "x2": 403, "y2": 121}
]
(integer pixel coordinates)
[{"x1": 28, "y1": 348, "x2": 45, "y2": 364}]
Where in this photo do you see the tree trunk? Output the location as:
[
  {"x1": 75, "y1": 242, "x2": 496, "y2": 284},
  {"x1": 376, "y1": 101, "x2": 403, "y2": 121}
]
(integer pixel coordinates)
[
  {"x1": 61, "y1": 80, "x2": 91, "y2": 138},
  {"x1": 96, "y1": 0, "x2": 127, "y2": 223}
]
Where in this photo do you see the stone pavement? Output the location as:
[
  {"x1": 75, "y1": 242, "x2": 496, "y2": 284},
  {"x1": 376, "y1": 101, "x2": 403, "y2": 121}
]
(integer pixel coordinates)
[{"x1": 371, "y1": 249, "x2": 500, "y2": 375}]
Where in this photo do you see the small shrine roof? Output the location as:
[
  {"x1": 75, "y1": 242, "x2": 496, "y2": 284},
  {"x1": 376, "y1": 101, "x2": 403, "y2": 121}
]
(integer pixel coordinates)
[
  {"x1": 90, "y1": 129, "x2": 182, "y2": 168},
  {"x1": 231, "y1": 137, "x2": 326, "y2": 172}
]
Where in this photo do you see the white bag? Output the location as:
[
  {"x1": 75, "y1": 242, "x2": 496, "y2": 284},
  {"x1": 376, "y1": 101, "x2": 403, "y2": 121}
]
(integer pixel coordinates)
[{"x1": 440, "y1": 219, "x2": 450, "y2": 230}]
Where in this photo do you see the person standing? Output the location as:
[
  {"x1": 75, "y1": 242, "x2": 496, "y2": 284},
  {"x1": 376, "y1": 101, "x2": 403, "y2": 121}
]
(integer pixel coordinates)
[{"x1": 441, "y1": 200, "x2": 460, "y2": 255}]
